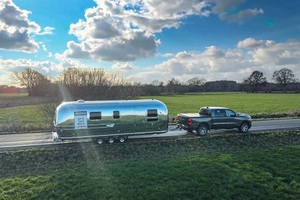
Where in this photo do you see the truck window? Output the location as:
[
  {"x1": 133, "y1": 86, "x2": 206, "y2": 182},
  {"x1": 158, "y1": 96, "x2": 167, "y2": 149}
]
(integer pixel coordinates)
[
  {"x1": 215, "y1": 109, "x2": 226, "y2": 117},
  {"x1": 113, "y1": 111, "x2": 120, "y2": 119},
  {"x1": 225, "y1": 110, "x2": 236, "y2": 117},
  {"x1": 147, "y1": 109, "x2": 158, "y2": 122},
  {"x1": 90, "y1": 112, "x2": 102, "y2": 120}
]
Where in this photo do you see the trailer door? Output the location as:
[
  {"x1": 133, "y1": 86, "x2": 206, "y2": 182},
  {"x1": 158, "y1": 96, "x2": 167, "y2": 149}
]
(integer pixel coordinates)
[
  {"x1": 133, "y1": 106, "x2": 145, "y2": 134},
  {"x1": 121, "y1": 106, "x2": 135, "y2": 134}
]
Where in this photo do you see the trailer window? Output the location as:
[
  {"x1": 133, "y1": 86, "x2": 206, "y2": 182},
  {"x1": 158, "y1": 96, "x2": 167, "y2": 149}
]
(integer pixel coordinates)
[
  {"x1": 113, "y1": 111, "x2": 120, "y2": 119},
  {"x1": 147, "y1": 109, "x2": 158, "y2": 122},
  {"x1": 147, "y1": 109, "x2": 158, "y2": 117},
  {"x1": 90, "y1": 112, "x2": 102, "y2": 120}
]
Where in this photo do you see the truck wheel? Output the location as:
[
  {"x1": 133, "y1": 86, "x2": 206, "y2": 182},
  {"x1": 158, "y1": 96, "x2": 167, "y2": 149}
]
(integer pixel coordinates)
[
  {"x1": 108, "y1": 137, "x2": 115, "y2": 144},
  {"x1": 197, "y1": 124, "x2": 208, "y2": 136},
  {"x1": 239, "y1": 122, "x2": 249, "y2": 133}
]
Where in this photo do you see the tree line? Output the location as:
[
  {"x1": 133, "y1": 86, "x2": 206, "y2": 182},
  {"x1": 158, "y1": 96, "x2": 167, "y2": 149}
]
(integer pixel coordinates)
[
  {"x1": 11, "y1": 67, "x2": 300, "y2": 99},
  {"x1": 12, "y1": 68, "x2": 140, "y2": 101},
  {"x1": 140, "y1": 68, "x2": 299, "y2": 94}
]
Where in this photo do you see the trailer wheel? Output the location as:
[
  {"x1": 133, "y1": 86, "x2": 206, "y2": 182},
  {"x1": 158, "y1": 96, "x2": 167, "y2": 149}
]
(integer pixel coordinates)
[
  {"x1": 119, "y1": 136, "x2": 126, "y2": 143},
  {"x1": 95, "y1": 138, "x2": 104, "y2": 144},
  {"x1": 108, "y1": 137, "x2": 115, "y2": 144}
]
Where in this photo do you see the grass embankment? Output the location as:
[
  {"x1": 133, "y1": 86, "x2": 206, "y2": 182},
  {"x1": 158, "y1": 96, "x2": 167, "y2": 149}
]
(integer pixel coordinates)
[{"x1": 1, "y1": 131, "x2": 300, "y2": 199}]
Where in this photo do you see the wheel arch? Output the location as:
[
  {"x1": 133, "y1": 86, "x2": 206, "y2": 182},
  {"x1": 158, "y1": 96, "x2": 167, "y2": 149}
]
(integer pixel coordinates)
[
  {"x1": 239, "y1": 120, "x2": 250, "y2": 127},
  {"x1": 197, "y1": 122, "x2": 210, "y2": 130}
]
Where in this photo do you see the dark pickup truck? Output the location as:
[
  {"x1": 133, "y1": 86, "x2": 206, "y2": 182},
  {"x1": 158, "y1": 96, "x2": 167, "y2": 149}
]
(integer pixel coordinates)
[{"x1": 177, "y1": 107, "x2": 252, "y2": 136}]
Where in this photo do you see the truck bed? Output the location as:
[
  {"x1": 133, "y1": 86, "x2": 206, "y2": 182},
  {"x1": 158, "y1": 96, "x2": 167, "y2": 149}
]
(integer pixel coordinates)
[{"x1": 177, "y1": 113, "x2": 200, "y2": 118}]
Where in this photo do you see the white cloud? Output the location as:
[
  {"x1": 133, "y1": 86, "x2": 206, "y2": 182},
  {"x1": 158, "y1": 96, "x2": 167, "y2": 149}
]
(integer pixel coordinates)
[
  {"x1": 247, "y1": 39, "x2": 300, "y2": 67},
  {"x1": 63, "y1": 41, "x2": 91, "y2": 60},
  {"x1": 0, "y1": 0, "x2": 40, "y2": 52},
  {"x1": 237, "y1": 38, "x2": 274, "y2": 49},
  {"x1": 40, "y1": 43, "x2": 47, "y2": 51},
  {"x1": 127, "y1": 39, "x2": 300, "y2": 84},
  {"x1": 60, "y1": 0, "x2": 212, "y2": 62},
  {"x1": 61, "y1": 1, "x2": 162, "y2": 62},
  {"x1": 128, "y1": 45, "x2": 248, "y2": 83},
  {"x1": 47, "y1": 52, "x2": 53, "y2": 57},
  {"x1": 112, "y1": 63, "x2": 134, "y2": 71},
  {"x1": 0, "y1": 58, "x2": 62, "y2": 85},
  {"x1": 55, "y1": 53, "x2": 85, "y2": 69},
  {"x1": 37, "y1": 26, "x2": 55, "y2": 35},
  {"x1": 0, "y1": 73, "x2": 13, "y2": 85},
  {"x1": 125, "y1": 0, "x2": 210, "y2": 32},
  {"x1": 219, "y1": 8, "x2": 264, "y2": 23},
  {"x1": 207, "y1": 0, "x2": 264, "y2": 22}
]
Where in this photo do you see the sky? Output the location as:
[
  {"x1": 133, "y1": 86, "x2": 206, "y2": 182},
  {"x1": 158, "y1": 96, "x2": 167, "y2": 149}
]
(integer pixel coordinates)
[{"x1": 1, "y1": 0, "x2": 300, "y2": 86}]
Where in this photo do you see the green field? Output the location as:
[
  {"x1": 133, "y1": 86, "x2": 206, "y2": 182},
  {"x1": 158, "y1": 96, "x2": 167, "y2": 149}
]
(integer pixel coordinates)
[
  {"x1": 1, "y1": 131, "x2": 300, "y2": 199},
  {"x1": 0, "y1": 93, "x2": 45, "y2": 108},
  {"x1": 141, "y1": 93, "x2": 300, "y2": 116}
]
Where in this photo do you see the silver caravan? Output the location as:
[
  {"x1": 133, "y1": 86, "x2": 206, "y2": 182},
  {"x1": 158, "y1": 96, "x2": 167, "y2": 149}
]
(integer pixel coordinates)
[{"x1": 53, "y1": 99, "x2": 168, "y2": 144}]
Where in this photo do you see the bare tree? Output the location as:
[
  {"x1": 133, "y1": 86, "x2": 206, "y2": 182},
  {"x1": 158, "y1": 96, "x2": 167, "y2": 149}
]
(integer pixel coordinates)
[
  {"x1": 59, "y1": 68, "x2": 140, "y2": 100},
  {"x1": 272, "y1": 68, "x2": 296, "y2": 92},
  {"x1": 186, "y1": 77, "x2": 206, "y2": 86},
  {"x1": 151, "y1": 80, "x2": 164, "y2": 87},
  {"x1": 164, "y1": 78, "x2": 188, "y2": 94},
  {"x1": 186, "y1": 77, "x2": 206, "y2": 92},
  {"x1": 244, "y1": 71, "x2": 267, "y2": 93},
  {"x1": 12, "y1": 68, "x2": 50, "y2": 96}
]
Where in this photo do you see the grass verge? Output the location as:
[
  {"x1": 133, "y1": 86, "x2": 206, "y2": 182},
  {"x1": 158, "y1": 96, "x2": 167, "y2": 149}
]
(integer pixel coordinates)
[{"x1": 1, "y1": 130, "x2": 300, "y2": 199}]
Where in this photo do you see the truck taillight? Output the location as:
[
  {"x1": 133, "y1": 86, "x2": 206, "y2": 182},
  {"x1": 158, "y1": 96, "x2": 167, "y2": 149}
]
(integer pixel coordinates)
[{"x1": 187, "y1": 118, "x2": 192, "y2": 125}]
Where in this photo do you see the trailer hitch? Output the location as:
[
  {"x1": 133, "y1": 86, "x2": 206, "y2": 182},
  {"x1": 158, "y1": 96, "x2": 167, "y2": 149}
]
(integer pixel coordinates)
[{"x1": 168, "y1": 124, "x2": 181, "y2": 131}]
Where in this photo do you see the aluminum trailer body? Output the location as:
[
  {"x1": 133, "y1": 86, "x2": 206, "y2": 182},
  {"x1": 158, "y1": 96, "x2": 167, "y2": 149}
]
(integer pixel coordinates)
[{"x1": 53, "y1": 99, "x2": 168, "y2": 142}]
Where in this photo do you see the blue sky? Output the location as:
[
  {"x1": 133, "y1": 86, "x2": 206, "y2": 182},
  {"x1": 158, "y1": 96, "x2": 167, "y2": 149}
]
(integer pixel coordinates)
[{"x1": 1, "y1": 0, "x2": 300, "y2": 85}]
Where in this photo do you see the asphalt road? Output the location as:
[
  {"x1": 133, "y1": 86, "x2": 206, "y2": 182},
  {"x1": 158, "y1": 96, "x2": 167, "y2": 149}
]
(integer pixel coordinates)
[{"x1": 0, "y1": 118, "x2": 300, "y2": 150}]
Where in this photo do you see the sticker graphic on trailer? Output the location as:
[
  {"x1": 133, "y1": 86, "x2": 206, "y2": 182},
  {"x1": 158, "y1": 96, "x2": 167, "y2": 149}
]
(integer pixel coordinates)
[{"x1": 74, "y1": 111, "x2": 87, "y2": 129}]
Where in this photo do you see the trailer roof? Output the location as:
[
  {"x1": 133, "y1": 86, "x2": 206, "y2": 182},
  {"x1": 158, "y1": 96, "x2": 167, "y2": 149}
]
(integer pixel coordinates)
[{"x1": 64, "y1": 99, "x2": 162, "y2": 105}]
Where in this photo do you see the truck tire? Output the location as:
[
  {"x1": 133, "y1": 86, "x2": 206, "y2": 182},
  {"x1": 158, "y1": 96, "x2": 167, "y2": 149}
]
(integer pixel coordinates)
[
  {"x1": 197, "y1": 124, "x2": 208, "y2": 136},
  {"x1": 239, "y1": 122, "x2": 249, "y2": 133}
]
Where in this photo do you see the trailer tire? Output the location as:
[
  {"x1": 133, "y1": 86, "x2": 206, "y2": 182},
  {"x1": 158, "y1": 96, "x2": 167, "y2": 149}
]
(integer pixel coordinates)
[
  {"x1": 119, "y1": 136, "x2": 126, "y2": 143},
  {"x1": 97, "y1": 138, "x2": 104, "y2": 145},
  {"x1": 108, "y1": 137, "x2": 115, "y2": 144},
  {"x1": 197, "y1": 124, "x2": 208, "y2": 136}
]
